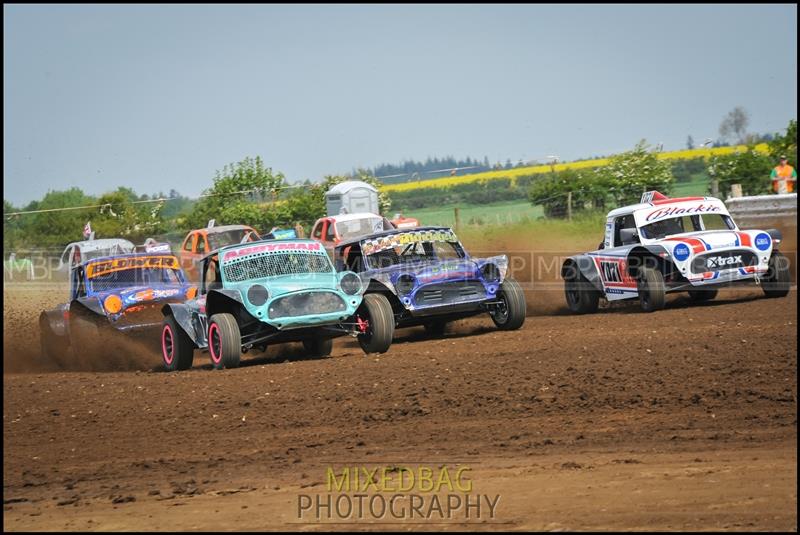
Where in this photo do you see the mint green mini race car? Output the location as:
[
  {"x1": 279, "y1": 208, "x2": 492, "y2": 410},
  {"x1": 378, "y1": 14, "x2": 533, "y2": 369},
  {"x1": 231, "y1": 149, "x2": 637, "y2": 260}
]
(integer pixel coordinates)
[{"x1": 160, "y1": 239, "x2": 394, "y2": 371}]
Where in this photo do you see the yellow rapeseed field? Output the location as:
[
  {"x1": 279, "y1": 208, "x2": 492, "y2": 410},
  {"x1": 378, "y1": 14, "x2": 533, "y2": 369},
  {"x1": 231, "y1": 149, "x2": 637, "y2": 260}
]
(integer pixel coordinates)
[{"x1": 382, "y1": 143, "x2": 769, "y2": 193}]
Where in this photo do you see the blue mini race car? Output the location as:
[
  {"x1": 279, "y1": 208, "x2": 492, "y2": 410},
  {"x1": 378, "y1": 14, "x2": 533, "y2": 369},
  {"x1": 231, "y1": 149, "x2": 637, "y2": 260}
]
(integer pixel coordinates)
[
  {"x1": 333, "y1": 226, "x2": 526, "y2": 336},
  {"x1": 39, "y1": 251, "x2": 196, "y2": 362}
]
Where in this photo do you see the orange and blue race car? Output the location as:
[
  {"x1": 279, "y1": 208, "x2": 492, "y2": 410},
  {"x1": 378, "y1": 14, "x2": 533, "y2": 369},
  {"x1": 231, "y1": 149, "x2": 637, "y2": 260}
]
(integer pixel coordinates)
[{"x1": 39, "y1": 251, "x2": 196, "y2": 361}]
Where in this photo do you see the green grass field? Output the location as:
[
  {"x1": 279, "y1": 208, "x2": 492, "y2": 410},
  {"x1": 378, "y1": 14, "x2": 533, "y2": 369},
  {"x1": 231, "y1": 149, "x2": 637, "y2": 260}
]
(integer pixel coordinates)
[{"x1": 403, "y1": 199, "x2": 543, "y2": 227}]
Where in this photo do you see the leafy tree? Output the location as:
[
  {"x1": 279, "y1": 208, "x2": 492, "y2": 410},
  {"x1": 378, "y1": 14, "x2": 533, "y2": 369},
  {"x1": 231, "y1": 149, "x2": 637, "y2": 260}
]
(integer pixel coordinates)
[
  {"x1": 189, "y1": 156, "x2": 286, "y2": 231},
  {"x1": 594, "y1": 140, "x2": 674, "y2": 206},
  {"x1": 707, "y1": 147, "x2": 773, "y2": 198},
  {"x1": 768, "y1": 118, "x2": 797, "y2": 166},
  {"x1": 719, "y1": 106, "x2": 750, "y2": 144}
]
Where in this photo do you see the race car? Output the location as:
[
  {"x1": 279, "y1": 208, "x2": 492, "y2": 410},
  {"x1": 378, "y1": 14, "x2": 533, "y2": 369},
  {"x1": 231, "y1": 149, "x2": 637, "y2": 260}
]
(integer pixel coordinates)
[
  {"x1": 310, "y1": 212, "x2": 395, "y2": 253},
  {"x1": 39, "y1": 252, "x2": 196, "y2": 361},
  {"x1": 159, "y1": 238, "x2": 394, "y2": 371},
  {"x1": 179, "y1": 221, "x2": 259, "y2": 280},
  {"x1": 333, "y1": 226, "x2": 526, "y2": 336},
  {"x1": 561, "y1": 191, "x2": 792, "y2": 313},
  {"x1": 54, "y1": 238, "x2": 135, "y2": 281}
]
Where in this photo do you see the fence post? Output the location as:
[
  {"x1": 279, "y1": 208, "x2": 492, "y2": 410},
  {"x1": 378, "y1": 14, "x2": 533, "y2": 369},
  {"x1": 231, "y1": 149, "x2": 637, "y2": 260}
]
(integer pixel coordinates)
[
  {"x1": 454, "y1": 207, "x2": 461, "y2": 231},
  {"x1": 711, "y1": 178, "x2": 720, "y2": 197},
  {"x1": 567, "y1": 191, "x2": 573, "y2": 221}
]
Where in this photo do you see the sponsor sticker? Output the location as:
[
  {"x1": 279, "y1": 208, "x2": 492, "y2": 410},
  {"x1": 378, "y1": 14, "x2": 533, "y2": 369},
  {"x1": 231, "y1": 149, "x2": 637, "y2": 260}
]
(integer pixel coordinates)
[
  {"x1": 672, "y1": 243, "x2": 691, "y2": 261},
  {"x1": 223, "y1": 242, "x2": 322, "y2": 262},
  {"x1": 754, "y1": 233, "x2": 771, "y2": 251},
  {"x1": 362, "y1": 229, "x2": 458, "y2": 256},
  {"x1": 87, "y1": 256, "x2": 179, "y2": 278}
]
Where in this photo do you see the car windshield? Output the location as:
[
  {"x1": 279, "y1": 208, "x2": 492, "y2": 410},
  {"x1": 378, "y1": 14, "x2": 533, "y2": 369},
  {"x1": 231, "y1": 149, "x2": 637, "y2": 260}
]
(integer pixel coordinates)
[
  {"x1": 335, "y1": 217, "x2": 384, "y2": 241},
  {"x1": 207, "y1": 229, "x2": 251, "y2": 250},
  {"x1": 89, "y1": 267, "x2": 182, "y2": 292},
  {"x1": 367, "y1": 241, "x2": 464, "y2": 269},
  {"x1": 639, "y1": 214, "x2": 734, "y2": 240}
]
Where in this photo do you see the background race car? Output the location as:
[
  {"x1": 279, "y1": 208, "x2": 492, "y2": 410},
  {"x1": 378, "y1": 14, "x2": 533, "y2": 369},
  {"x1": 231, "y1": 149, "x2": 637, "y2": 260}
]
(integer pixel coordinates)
[
  {"x1": 160, "y1": 239, "x2": 394, "y2": 371},
  {"x1": 561, "y1": 191, "x2": 792, "y2": 313},
  {"x1": 39, "y1": 252, "x2": 196, "y2": 362},
  {"x1": 333, "y1": 226, "x2": 526, "y2": 336}
]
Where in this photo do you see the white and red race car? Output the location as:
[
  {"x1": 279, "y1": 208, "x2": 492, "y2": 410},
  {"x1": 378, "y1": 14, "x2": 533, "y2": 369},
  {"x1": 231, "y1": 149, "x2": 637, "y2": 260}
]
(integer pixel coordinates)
[{"x1": 561, "y1": 191, "x2": 791, "y2": 313}]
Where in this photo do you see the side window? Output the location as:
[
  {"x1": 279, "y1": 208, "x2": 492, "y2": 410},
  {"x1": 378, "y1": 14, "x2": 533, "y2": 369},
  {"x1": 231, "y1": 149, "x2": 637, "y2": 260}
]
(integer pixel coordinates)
[
  {"x1": 325, "y1": 221, "x2": 336, "y2": 241},
  {"x1": 61, "y1": 245, "x2": 72, "y2": 266},
  {"x1": 613, "y1": 215, "x2": 636, "y2": 247},
  {"x1": 76, "y1": 268, "x2": 87, "y2": 298},
  {"x1": 204, "y1": 258, "x2": 221, "y2": 291},
  {"x1": 196, "y1": 235, "x2": 206, "y2": 254},
  {"x1": 183, "y1": 233, "x2": 194, "y2": 252},
  {"x1": 312, "y1": 222, "x2": 323, "y2": 239}
]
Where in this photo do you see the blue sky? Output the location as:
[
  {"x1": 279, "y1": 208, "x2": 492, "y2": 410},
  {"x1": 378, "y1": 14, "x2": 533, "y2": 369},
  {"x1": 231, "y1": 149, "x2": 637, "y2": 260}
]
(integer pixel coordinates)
[{"x1": 3, "y1": 4, "x2": 797, "y2": 205}]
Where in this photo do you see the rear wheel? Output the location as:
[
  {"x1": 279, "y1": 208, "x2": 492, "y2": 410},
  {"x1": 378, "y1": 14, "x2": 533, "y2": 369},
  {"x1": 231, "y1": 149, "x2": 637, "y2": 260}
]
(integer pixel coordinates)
[
  {"x1": 356, "y1": 294, "x2": 394, "y2": 354},
  {"x1": 491, "y1": 277, "x2": 526, "y2": 330},
  {"x1": 688, "y1": 288, "x2": 718, "y2": 302},
  {"x1": 303, "y1": 337, "x2": 333, "y2": 359},
  {"x1": 161, "y1": 315, "x2": 195, "y2": 371},
  {"x1": 564, "y1": 269, "x2": 600, "y2": 314},
  {"x1": 637, "y1": 266, "x2": 666, "y2": 312},
  {"x1": 208, "y1": 313, "x2": 241, "y2": 369},
  {"x1": 762, "y1": 252, "x2": 791, "y2": 298}
]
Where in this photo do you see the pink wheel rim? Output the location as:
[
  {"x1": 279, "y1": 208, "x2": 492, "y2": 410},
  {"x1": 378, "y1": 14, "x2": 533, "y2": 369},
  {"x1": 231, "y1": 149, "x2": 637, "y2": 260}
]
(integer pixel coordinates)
[
  {"x1": 162, "y1": 324, "x2": 174, "y2": 365},
  {"x1": 208, "y1": 323, "x2": 222, "y2": 364}
]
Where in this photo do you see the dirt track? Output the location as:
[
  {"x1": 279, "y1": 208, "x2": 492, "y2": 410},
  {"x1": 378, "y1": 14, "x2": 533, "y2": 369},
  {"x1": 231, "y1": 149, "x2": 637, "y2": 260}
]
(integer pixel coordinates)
[{"x1": 3, "y1": 284, "x2": 797, "y2": 530}]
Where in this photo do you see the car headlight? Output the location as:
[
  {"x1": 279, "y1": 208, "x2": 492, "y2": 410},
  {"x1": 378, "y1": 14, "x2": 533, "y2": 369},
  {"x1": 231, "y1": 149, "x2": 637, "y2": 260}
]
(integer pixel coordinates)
[
  {"x1": 481, "y1": 263, "x2": 501, "y2": 282},
  {"x1": 340, "y1": 273, "x2": 361, "y2": 295},
  {"x1": 247, "y1": 284, "x2": 269, "y2": 306},
  {"x1": 395, "y1": 274, "x2": 416, "y2": 295},
  {"x1": 103, "y1": 294, "x2": 123, "y2": 314}
]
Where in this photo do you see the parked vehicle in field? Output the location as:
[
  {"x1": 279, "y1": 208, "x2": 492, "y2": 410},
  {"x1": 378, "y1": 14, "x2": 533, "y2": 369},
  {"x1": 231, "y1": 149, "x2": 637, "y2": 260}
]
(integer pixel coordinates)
[
  {"x1": 561, "y1": 191, "x2": 791, "y2": 313},
  {"x1": 311, "y1": 212, "x2": 395, "y2": 252},
  {"x1": 159, "y1": 239, "x2": 394, "y2": 371},
  {"x1": 39, "y1": 252, "x2": 195, "y2": 360},
  {"x1": 54, "y1": 238, "x2": 135, "y2": 280},
  {"x1": 179, "y1": 222, "x2": 258, "y2": 280},
  {"x1": 333, "y1": 226, "x2": 526, "y2": 336}
]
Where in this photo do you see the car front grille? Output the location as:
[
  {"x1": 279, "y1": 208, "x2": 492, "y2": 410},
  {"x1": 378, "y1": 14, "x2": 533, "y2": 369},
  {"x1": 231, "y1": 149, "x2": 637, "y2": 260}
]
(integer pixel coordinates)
[
  {"x1": 414, "y1": 281, "x2": 485, "y2": 306},
  {"x1": 267, "y1": 291, "x2": 347, "y2": 319}
]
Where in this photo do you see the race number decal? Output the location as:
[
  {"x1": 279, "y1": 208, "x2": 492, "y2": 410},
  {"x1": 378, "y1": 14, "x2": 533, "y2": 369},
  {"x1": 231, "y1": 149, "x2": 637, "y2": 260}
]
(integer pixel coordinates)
[{"x1": 592, "y1": 256, "x2": 637, "y2": 297}]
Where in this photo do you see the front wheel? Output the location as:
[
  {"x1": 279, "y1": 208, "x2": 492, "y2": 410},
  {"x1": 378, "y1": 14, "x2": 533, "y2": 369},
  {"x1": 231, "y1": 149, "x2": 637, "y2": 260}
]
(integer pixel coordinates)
[
  {"x1": 303, "y1": 337, "x2": 333, "y2": 359},
  {"x1": 637, "y1": 266, "x2": 666, "y2": 312},
  {"x1": 491, "y1": 277, "x2": 526, "y2": 330},
  {"x1": 161, "y1": 315, "x2": 195, "y2": 371},
  {"x1": 564, "y1": 269, "x2": 600, "y2": 314},
  {"x1": 762, "y1": 252, "x2": 791, "y2": 298},
  {"x1": 208, "y1": 313, "x2": 241, "y2": 369},
  {"x1": 356, "y1": 294, "x2": 395, "y2": 354}
]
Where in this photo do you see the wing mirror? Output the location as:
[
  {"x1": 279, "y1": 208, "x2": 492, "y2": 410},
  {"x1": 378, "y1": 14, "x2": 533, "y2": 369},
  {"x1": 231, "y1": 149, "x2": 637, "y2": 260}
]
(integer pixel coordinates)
[{"x1": 620, "y1": 228, "x2": 640, "y2": 245}]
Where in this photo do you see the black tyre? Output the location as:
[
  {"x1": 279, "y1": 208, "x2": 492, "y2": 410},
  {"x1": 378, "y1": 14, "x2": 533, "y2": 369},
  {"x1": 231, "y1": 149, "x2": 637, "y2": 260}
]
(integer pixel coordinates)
[
  {"x1": 303, "y1": 337, "x2": 333, "y2": 359},
  {"x1": 208, "y1": 313, "x2": 241, "y2": 369},
  {"x1": 423, "y1": 320, "x2": 448, "y2": 337},
  {"x1": 688, "y1": 288, "x2": 718, "y2": 302},
  {"x1": 491, "y1": 277, "x2": 526, "y2": 330},
  {"x1": 564, "y1": 268, "x2": 600, "y2": 314},
  {"x1": 762, "y1": 251, "x2": 791, "y2": 298},
  {"x1": 356, "y1": 294, "x2": 394, "y2": 354},
  {"x1": 638, "y1": 266, "x2": 666, "y2": 312},
  {"x1": 161, "y1": 315, "x2": 195, "y2": 371}
]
